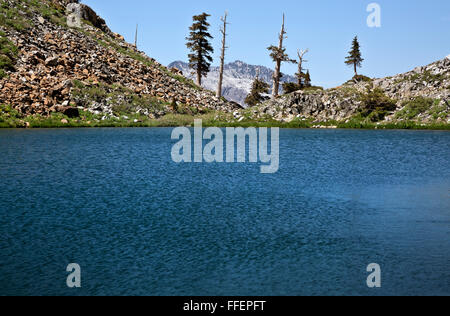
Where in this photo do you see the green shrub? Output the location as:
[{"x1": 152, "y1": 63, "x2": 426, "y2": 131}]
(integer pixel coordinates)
[
  {"x1": 303, "y1": 86, "x2": 324, "y2": 92},
  {"x1": 282, "y1": 82, "x2": 324, "y2": 94},
  {"x1": 395, "y1": 97, "x2": 435, "y2": 120},
  {"x1": 0, "y1": 31, "x2": 18, "y2": 78},
  {"x1": 396, "y1": 70, "x2": 447, "y2": 85},
  {"x1": 345, "y1": 75, "x2": 373, "y2": 85},
  {"x1": 428, "y1": 101, "x2": 448, "y2": 120},
  {"x1": 358, "y1": 85, "x2": 397, "y2": 122},
  {"x1": 282, "y1": 82, "x2": 301, "y2": 94},
  {"x1": 354, "y1": 75, "x2": 372, "y2": 82}
]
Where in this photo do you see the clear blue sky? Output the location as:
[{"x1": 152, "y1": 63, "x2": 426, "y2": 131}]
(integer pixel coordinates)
[{"x1": 82, "y1": 0, "x2": 450, "y2": 88}]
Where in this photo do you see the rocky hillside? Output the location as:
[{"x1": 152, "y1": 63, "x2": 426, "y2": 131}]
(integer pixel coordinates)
[
  {"x1": 250, "y1": 57, "x2": 450, "y2": 124},
  {"x1": 169, "y1": 60, "x2": 296, "y2": 107},
  {"x1": 0, "y1": 0, "x2": 238, "y2": 120}
]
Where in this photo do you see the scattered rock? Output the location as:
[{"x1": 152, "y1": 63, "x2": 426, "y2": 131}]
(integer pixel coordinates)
[
  {"x1": 170, "y1": 67, "x2": 183, "y2": 76},
  {"x1": 0, "y1": 0, "x2": 238, "y2": 118},
  {"x1": 251, "y1": 57, "x2": 449, "y2": 123},
  {"x1": 45, "y1": 56, "x2": 59, "y2": 67}
]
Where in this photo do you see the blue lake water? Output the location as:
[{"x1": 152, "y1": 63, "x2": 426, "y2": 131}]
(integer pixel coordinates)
[{"x1": 0, "y1": 128, "x2": 449, "y2": 296}]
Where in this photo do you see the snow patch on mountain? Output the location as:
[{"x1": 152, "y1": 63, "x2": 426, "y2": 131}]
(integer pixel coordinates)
[{"x1": 168, "y1": 60, "x2": 296, "y2": 107}]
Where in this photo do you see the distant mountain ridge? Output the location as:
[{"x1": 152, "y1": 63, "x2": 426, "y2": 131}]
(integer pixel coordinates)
[{"x1": 168, "y1": 60, "x2": 297, "y2": 106}]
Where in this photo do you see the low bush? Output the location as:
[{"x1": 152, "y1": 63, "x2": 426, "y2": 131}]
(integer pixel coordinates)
[
  {"x1": 395, "y1": 97, "x2": 435, "y2": 120},
  {"x1": 344, "y1": 75, "x2": 373, "y2": 85},
  {"x1": 0, "y1": 31, "x2": 18, "y2": 78},
  {"x1": 302, "y1": 86, "x2": 324, "y2": 92},
  {"x1": 282, "y1": 82, "x2": 324, "y2": 94},
  {"x1": 358, "y1": 85, "x2": 397, "y2": 122},
  {"x1": 353, "y1": 75, "x2": 372, "y2": 82},
  {"x1": 282, "y1": 82, "x2": 301, "y2": 94}
]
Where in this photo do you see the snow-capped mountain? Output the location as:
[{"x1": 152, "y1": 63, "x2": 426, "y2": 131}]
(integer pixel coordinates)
[{"x1": 168, "y1": 60, "x2": 297, "y2": 107}]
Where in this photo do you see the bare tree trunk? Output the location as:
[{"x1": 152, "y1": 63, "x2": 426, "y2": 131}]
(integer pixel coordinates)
[
  {"x1": 354, "y1": 63, "x2": 358, "y2": 76},
  {"x1": 217, "y1": 12, "x2": 228, "y2": 98},
  {"x1": 197, "y1": 51, "x2": 202, "y2": 86},
  {"x1": 134, "y1": 24, "x2": 138, "y2": 48},
  {"x1": 272, "y1": 14, "x2": 285, "y2": 98},
  {"x1": 197, "y1": 68, "x2": 202, "y2": 86},
  {"x1": 297, "y1": 49, "x2": 309, "y2": 87}
]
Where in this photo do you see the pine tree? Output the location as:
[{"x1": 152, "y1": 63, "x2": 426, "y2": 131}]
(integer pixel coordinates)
[
  {"x1": 345, "y1": 36, "x2": 364, "y2": 77},
  {"x1": 267, "y1": 14, "x2": 296, "y2": 98},
  {"x1": 245, "y1": 78, "x2": 270, "y2": 107},
  {"x1": 186, "y1": 13, "x2": 214, "y2": 86},
  {"x1": 304, "y1": 70, "x2": 311, "y2": 88},
  {"x1": 295, "y1": 49, "x2": 308, "y2": 88}
]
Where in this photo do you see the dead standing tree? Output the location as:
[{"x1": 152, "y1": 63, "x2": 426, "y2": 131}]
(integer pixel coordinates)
[
  {"x1": 134, "y1": 24, "x2": 138, "y2": 48},
  {"x1": 216, "y1": 12, "x2": 229, "y2": 98},
  {"x1": 296, "y1": 49, "x2": 309, "y2": 88},
  {"x1": 267, "y1": 14, "x2": 295, "y2": 98}
]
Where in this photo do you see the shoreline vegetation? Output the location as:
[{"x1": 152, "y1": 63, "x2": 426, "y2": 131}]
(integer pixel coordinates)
[
  {"x1": 0, "y1": 1, "x2": 448, "y2": 131},
  {"x1": 1, "y1": 105, "x2": 449, "y2": 130}
]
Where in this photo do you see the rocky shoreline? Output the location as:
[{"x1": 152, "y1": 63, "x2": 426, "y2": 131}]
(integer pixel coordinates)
[
  {"x1": 248, "y1": 57, "x2": 450, "y2": 125},
  {"x1": 0, "y1": 0, "x2": 449, "y2": 130}
]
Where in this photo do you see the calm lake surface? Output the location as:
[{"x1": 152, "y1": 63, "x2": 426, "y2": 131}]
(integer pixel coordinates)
[{"x1": 0, "y1": 128, "x2": 449, "y2": 296}]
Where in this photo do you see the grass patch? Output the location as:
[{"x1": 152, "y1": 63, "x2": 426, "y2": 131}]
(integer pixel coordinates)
[
  {"x1": 395, "y1": 70, "x2": 448, "y2": 85},
  {"x1": 0, "y1": 0, "x2": 67, "y2": 31},
  {"x1": 302, "y1": 86, "x2": 324, "y2": 93},
  {"x1": 329, "y1": 86, "x2": 361, "y2": 98},
  {"x1": 0, "y1": 31, "x2": 18, "y2": 78},
  {"x1": 0, "y1": 1, "x2": 31, "y2": 31},
  {"x1": 1, "y1": 103, "x2": 449, "y2": 130},
  {"x1": 395, "y1": 97, "x2": 436, "y2": 120},
  {"x1": 282, "y1": 83, "x2": 324, "y2": 95},
  {"x1": 0, "y1": 0, "x2": 67, "y2": 32},
  {"x1": 428, "y1": 101, "x2": 448, "y2": 120},
  {"x1": 71, "y1": 80, "x2": 170, "y2": 116},
  {"x1": 34, "y1": 0, "x2": 67, "y2": 26}
]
